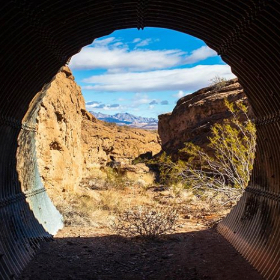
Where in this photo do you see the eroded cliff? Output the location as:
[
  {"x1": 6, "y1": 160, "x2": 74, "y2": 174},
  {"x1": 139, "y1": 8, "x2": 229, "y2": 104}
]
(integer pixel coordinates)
[
  {"x1": 158, "y1": 79, "x2": 252, "y2": 156},
  {"x1": 35, "y1": 66, "x2": 161, "y2": 194}
]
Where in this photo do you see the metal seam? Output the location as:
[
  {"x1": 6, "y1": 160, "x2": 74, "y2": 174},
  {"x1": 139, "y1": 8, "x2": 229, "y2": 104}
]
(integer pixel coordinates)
[
  {"x1": 137, "y1": 0, "x2": 147, "y2": 30},
  {"x1": 217, "y1": 0, "x2": 269, "y2": 55},
  {"x1": 255, "y1": 111, "x2": 280, "y2": 127},
  {"x1": 12, "y1": 0, "x2": 67, "y2": 64},
  {"x1": 0, "y1": 188, "x2": 46, "y2": 208},
  {"x1": 246, "y1": 186, "x2": 280, "y2": 201},
  {"x1": 0, "y1": 116, "x2": 21, "y2": 130},
  {"x1": 0, "y1": 116, "x2": 36, "y2": 132}
]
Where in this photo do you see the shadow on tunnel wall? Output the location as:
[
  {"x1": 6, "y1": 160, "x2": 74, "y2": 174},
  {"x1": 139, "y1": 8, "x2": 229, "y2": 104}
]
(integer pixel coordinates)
[
  {"x1": 0, "y1": 82, "x2": 63, "y2": 279},
  {"x1": 0, "y1": 127, "x2": 56, "y2": 279}
]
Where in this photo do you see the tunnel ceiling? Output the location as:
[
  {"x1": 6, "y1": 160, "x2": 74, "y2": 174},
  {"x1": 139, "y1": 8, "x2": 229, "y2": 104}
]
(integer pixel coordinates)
[
  {"x1": 2, "y1": 0, "x2": 280, "y2": 120},
  {"x1": 1, "y1": 1, "x2": 280, "y2": 279}
]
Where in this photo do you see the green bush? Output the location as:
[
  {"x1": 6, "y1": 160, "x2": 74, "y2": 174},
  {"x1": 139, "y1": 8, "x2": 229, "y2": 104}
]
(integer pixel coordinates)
[{"x1": 157, "y1": 100, "x2": 256, "y2": 203}]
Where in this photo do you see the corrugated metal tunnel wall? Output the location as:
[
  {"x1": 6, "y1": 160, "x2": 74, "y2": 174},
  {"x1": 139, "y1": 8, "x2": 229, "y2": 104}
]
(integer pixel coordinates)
[{"x1": 0, "y1": 1, "x2": 280, "y2": 279}]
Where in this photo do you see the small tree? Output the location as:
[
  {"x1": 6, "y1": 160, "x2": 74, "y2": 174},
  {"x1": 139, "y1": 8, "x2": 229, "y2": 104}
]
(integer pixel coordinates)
[{"x1": 158, "y1": 100, "x2": 256, "y2": 203}]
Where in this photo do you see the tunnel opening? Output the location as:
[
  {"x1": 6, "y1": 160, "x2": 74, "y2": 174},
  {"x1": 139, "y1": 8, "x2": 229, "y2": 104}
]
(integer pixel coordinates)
[
  {"x1": 21, "y1": 27, "x2": 253, "y2": 233},
  {"x1": 18, "y1": 27, "x2": 257, "y2": 279},
  {"x1": 1, "y1": 1, "x2": 280, "y2": 279},
  {"x1": 16, "y1": 62, "x2": 259, "y2": 279}
]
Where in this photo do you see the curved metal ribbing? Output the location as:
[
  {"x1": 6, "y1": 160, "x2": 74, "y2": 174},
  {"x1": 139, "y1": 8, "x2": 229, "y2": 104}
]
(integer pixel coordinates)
[{"x1": 0, "y1": 0, "x2": 280, "y2": 279}]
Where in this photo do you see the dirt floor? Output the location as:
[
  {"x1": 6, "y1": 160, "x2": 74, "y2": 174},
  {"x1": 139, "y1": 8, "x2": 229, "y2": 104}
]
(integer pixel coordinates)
[{"x1": 19, "y1": 222, "x2": 264, "y2": 280}]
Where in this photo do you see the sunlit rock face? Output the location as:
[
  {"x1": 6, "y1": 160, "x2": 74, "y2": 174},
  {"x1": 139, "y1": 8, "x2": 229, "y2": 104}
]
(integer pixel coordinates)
[
  {"x1": 35, "y1": 66, "x2": 84, "y2": 194},
  {"x1": 158, "y1": 79, "x2": 253, "y2": 157},
  {"x1": 35, "y1": 66, "x2": 161, "y2": 194}
]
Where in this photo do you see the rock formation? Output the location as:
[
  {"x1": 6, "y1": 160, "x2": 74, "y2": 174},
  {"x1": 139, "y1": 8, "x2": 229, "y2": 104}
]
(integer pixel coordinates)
[
  {"x1": 35, "y1": 67, "x2": 84, "y2": 193},
  {"x1": 28, "y1": 69, "x2": 249, "y2": 196},
  {"x1": 35, "y1": 66, "x2": 161, "y2": 194},
  {"x1": 158, "y1": 79, "x2": 252, "y2": 156},
  {"x1": 81, "y1": 115, "x2": 160, "y2": 180}
]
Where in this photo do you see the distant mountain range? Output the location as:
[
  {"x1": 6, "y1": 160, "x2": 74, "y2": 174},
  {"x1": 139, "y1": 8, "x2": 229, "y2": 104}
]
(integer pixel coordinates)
[{"x1": 90, "y1": 112, "x2": 158, "y2": 130}]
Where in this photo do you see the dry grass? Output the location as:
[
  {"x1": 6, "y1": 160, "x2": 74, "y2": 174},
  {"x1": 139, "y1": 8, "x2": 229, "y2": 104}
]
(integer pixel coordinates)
[
  {"x1": 51, "y1": 168, "x2": 232, "y2": 233},
  {"x1": 53, "y1": 172, "x2": 155, "y2": 228},
  {"x1": 54, "y1": 188, "x2": 126, "y2": 227},
  {"x1": 110, "y1": 205, "x2": 179, "y2": 238}
]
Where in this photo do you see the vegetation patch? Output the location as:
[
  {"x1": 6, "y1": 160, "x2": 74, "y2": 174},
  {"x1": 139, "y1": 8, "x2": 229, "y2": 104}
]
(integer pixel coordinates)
[
  {"x1": 155, "y1": 100, "x2": 256, "y2": 205},
  {"x1": 110, "y1": 205, "x2": 179, "y2": 238},
  {"x1": 51, "y1": 96, "x2": 256, "y2": 238}
]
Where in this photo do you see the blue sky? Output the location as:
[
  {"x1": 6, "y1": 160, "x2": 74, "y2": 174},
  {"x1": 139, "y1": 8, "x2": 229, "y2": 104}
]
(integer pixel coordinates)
[{"x1": 69, "y1": 28, "x2": 235, "y2": 118}]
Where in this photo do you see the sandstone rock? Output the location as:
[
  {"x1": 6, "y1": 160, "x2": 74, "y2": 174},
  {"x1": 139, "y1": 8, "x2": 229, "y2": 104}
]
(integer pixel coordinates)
[
  {"x1": 158, "y1": 79, "x2": 252, "y2": 156},
  {"x1": 35, "y1": 66, "x2": 161, "y2": 195},
  {"x1": 36, "y1": 66, "x2": 84, "y2": 194},
  {"x1": 81, "y1": 117, "x2": 161, "y2": 180}
]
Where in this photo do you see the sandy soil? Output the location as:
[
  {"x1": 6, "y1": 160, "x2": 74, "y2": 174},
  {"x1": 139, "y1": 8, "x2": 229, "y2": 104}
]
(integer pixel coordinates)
[{"x1": 19, "y1": 222, "x2": 264, "y2": 280}]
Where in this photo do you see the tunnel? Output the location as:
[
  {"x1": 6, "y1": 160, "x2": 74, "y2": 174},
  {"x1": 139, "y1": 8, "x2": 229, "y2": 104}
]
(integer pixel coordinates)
[{"x1": 1, "y1": 1, "x2": 280, "y2": 279}]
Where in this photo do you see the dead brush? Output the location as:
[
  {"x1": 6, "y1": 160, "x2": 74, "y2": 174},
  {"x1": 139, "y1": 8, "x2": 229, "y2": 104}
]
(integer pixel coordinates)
[{"x1": 110, "y1": 205, "x2": 179, "y2": 238}]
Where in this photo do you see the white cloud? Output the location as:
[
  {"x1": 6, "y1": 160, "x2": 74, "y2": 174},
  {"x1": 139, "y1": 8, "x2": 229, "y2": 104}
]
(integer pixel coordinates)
[
  {"x1": 113, "y1": 42, "x2": 123, "y2": 47},
  {"x1": 102, "y1": 105, "x2": 123, "y2": 111},
  {"x1": 107, "y1": 68, "x2": 127, "y2": 74},
  {"x1": 135, "y1": 39, "x2": 152, "y2": 47},
  {"x1": 173, "y1": 90, "x2": 187, "y2": 99},
  {"x1": 69, "y1": 38, "x2": 217, "y2": 71},
  {"x1": 70, "y1": 46, "x2": 183, "y2": 71},
  {"x1": 131, "y1": 93, "x2": 152, "y2": 107},
  {"x1": 82, "y1": 65, "x2": 235, "y2": 92},
  {"x1": 91, "y1": 37, "x2": 116, "y2": 46},
  {"x1": 149, "y1": 100, "x2": 158, "y2": 105},
  {"x1": 85, "y1": 101, "x2": 102, "y2": 108},
  {"x1": 184, "y1": 46, "x2": 217, "y2": 64},
  {"x1": 133, "y1": 38, "x2": 141, "y2": 43},
  {"x1": 86, "y1": 103, "x2": 124, "y2": 111}
]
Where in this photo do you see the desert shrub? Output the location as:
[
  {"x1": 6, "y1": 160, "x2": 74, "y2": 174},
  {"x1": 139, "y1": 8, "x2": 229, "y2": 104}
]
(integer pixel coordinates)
[
  {"x1": 110, "y1": 205, "x2": 179, "y2": 238},
  {"x1": 56, "y1": 193, "x2": 98, "y2": 226},
  {"x1": 210, "y1": 76, "x2": 228, "y2": 90},
  {"x1": 55, "y1": 188, "x2": 128, "y2": 227},
  {"x1": 132, "y1": 151, "x2": 153, "y2": 165},
  {"x1": 104, "y1": 167, "x2": 132, "y2": 190},
  {"x1": 157, "y1": 100, "x2": 256, "y2": 204},
  {"x1": 98, "y1": 189, "x2": 126, "y2": 214},
  {"x1": 122, "y1": 125, "x2": 130, "y2": 130},
  {"x1": 106, "y1": 121, "x2": 117, "y2": 127}
]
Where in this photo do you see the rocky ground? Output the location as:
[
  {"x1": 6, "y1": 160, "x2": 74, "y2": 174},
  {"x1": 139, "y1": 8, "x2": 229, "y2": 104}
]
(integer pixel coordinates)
[
  {"x1": 19, "y1": 223, "x2": 264, "y2": 280},
  {"x1": 19, "y1": 162, "x2": 263, "y2": 280}
]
